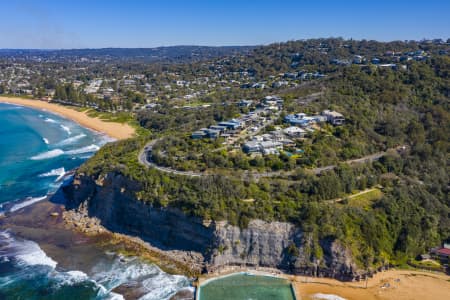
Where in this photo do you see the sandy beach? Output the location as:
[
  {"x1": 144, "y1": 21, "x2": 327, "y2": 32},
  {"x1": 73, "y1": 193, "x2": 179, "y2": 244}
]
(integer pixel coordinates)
[
  {"x1": 0, "y1": 96, "x2": 135, "y2": 140},
  {"x1": 290, "y1": 269, "x2": 450, "y2": 300},
  {"x1": 197, "y1": 266, "x2": 450, "y2": 300}
]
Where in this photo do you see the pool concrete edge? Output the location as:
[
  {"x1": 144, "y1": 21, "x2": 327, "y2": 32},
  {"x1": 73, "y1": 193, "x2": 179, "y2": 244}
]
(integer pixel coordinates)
[{"x1": 196, "y1": 271, "x2": 298, "y2": 300}]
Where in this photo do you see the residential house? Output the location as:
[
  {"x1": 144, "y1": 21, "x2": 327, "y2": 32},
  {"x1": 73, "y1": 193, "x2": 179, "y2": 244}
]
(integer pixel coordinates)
[
  {"x1": 283, "y1": 126, "x2": 307, "y2": 138},
  {"x1": 210, "y1": 125, "x2": 228, "y2": 133},
  {"x1": 191, "y1": 130, "x2": 207, "y2": 139},
  {"x1": 243, "y1": 141, "x2": 261, "y2": 153},
  {"x1": 260, "y1": 141, "x2": 283, "y2": 155},
  {"x1": 238, "y1": 99, "x2": 253, "y2": 107},
  {"x1": 218, "y1": 120, "x2": 242, "y2": 130},
  {"x1": 205, "y1": 129, "x2": 220, "y2": 139},
  {"x1": 322, "y1": 110, "x2": 345, "y2": 125}
]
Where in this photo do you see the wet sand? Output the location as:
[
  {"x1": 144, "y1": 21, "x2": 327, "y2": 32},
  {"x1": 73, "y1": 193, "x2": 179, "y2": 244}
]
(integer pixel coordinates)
[
  {"x1": 0, "y1": 198, "x2": 110, "y2": 274},
  {"x1": 0, "y1": 96, "x2": 135, "y2": 140}
]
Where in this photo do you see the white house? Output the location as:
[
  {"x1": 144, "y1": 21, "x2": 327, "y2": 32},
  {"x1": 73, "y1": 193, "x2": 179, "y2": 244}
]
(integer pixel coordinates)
[{"x1": 283, "y1": 126, "x2": 307, "y2": 138}]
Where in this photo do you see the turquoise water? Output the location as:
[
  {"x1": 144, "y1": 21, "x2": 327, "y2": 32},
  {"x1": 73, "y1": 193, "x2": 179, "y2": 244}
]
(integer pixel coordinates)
[
  {"x1": 0, "y1": 103, "x2": 192, "y2": 299},
  {"x1": 0, "y1": 103, "x2": 111, "y2": 206},
  {"x1": 0, "y1": 230, "x2": 191, "y2": 300},
  {"x1": 199, "y1": 273, "x2": 296, "y2": 300}
]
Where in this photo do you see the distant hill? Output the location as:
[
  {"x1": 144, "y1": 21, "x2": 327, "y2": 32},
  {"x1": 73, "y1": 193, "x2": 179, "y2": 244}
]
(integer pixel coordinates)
[{"x1": 0, "y1": 46, "x2": 255, "y2": 63}]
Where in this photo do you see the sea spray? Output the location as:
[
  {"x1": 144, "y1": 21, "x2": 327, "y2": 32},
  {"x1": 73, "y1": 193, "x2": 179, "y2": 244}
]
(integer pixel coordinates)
[
  {"x1": 0, "y1": 231, "x2": 191, "y2": 300},
  {"x1": 39, "y1": 167, "x2": 66, "y2": 178}
]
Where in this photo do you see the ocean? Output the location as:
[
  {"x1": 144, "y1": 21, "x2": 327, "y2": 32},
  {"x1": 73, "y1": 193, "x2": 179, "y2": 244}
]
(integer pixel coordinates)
[
  {"x1": 0, "y1": 103, "x2": 192, "y2": 300},
  {"x1": 0, "y1": 102, "x2": 112, "y2": 206}
]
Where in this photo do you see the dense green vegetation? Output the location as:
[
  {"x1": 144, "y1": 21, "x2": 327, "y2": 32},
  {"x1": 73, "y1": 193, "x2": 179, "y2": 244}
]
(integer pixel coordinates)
[{"x1": 79, "y1": 39, "x2": 449, "y2": 271}]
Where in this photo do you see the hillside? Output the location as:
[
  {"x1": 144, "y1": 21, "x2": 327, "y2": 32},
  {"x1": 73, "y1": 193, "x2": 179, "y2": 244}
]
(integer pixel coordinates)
[
  {"x1": 0, "y1": 45, "x2": 254, "y2": 63},
  {"x1": 65, "y1": 38, "x2": 449, "y2": 276}
]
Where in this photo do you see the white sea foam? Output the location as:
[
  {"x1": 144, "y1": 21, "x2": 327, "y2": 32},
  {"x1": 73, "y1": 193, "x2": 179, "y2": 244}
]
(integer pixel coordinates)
[
  {"x1": 9, "y1": 196, "x2": 47, "y2": 212},
  {"x1": 45, "y1": 118, "x2": 58, "y2": 124},
  {"x1": 99, "y1": 135, "x2": 116, "y2": 145},
  {"x1": 39, "y1": 167, "x2": 65, "y2": 178},
  {"x1": 92, "y1": 258, "x2": 160, "y2": 289},
  {"x1": 74, "y1": 155, "x2": 93, "y2": 160},
  {"x1": 31, "y1": 149, "x2": 65, "y2": 160},
  {"x1": 57, "y1": 134, "x2": 87, "y2": 146},
  {"x1": 66, "y1": 144, "x2": 100, "y2": 155},
  {"x1": 0, "y1": 230, "x2": 57, "y2": 268},
  {"x1": 140, "y1": 273, "x2": 190, "y2": 300},
  {"x1": 90, "y1": 255, "x2": 192, "y2": 300},
  {"x1": 54, "y1": 270, "x2": 89, "y2": 287},
  {"x1": 42, "y1": 138, "x2": 49, "y2": 144},
  {"x1": 31, "y1": 144, "x2": 100, "y2": 160},
  {"x1": 0, "y1": 231, "x2": 188, "y2": 299},
  {"x1": 312, "y1": 293, "x2": 347, "y2": 300},
  {"x1": 60, "y1": 124, "x2": 71, "y2": 135}
]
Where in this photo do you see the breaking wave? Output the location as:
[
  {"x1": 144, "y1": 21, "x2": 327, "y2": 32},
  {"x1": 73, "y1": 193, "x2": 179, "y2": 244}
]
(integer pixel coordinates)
[
  {"x1": 0, "y1": 231, "x2": 191, "y2": 300},
  {"x1": 39, "y1": 167, "x2": 66, "y2": 182},
  {"x1": 31, "y1": 145, "x2": 99, "y2": 160},
  {"x1": 66, "y1": 144, "x2": 100, "y2": 155},
  {"x1": 8, "y1": 196, "x2": 47, "y2": 213},
  {"x1": 140, "y1": 272, "x2": 190, "y2": 300},
  {"x1": 0, "y1": 230, "x2": 57, "y2": 268},
  {"x1": 91, "y1": 255, "x2": 191, "y2": 300},
  {"x1": 57, "y1": 134, "x2": 87, "y2": 146},
  {"x1": 60, "y1": 124, "x2": 72, "y2": 135},
  {"x1": 31, "y1": 149, "x2": 65, "y2": 160},
  {"x1": 44, "y1": 117, "x2": 58, "y2": 124}
]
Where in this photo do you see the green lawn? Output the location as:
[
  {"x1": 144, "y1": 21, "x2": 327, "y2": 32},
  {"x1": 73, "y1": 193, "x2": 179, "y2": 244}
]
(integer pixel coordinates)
[{"x1": 347, "y1": 188, "x2": 384, "y2": 208}]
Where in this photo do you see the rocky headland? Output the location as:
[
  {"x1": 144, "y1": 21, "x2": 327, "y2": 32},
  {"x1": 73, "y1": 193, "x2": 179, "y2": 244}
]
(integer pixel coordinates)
[{"x1": 63, "y1": 171, "x2": 376, "y2": 281}]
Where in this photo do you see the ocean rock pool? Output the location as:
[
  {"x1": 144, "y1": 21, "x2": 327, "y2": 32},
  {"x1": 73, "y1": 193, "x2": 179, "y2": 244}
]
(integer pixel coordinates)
[{"x1": 198, "y1": 272, "x2": 296, "y2": 300}]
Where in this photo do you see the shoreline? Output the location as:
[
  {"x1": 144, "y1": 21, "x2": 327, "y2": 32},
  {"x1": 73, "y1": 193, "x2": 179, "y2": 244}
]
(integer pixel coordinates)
[
  {"x1": 2, "y1": 199, "x2": 450, "y2": 300},
  {"x1": 0, "y1": 96, "x2": 135, "y2": 140},
  {"x1": 197, "y1": 267, "x2": 450, "y2": 300},
  {"x1": 64, "y1": 206, "x2": 450, "y2": 300},
  {"x1": 0, "y1": 199, "x2": 194, "y2": 300}
]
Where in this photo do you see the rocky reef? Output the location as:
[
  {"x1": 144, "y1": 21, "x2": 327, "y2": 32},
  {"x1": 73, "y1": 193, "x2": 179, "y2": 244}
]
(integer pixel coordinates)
[{"x1": 63, "y1": 171, "x2": 365, "y2": 281}]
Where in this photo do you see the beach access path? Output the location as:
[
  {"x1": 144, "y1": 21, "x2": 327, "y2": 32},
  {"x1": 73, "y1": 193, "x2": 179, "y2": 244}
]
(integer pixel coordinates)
[{"x1": 0, "y1": 97, "x2": 135, "y2": 140}]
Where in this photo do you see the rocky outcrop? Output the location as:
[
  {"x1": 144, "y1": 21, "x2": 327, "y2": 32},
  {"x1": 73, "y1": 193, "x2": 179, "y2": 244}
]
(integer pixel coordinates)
[{"x1": 64, "y1": 171, "x2": 363, "y2": 280}]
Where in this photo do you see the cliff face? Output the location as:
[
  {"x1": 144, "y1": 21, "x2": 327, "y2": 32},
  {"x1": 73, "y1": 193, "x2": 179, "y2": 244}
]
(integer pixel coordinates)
[{"x1": 64, "y1": 171, "x2": 361, "y2": 280}]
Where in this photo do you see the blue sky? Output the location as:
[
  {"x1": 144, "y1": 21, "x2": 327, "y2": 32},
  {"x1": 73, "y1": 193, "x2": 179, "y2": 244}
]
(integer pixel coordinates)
[{"x1": 1, "y1": 0, "x2": 449, "y2": 49}]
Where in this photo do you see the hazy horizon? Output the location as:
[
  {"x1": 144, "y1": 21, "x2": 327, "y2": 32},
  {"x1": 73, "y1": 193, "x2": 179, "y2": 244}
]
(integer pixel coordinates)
[
  {"x1": 1, "y1": 0, "x2": 449, "y2": 49},
  {"x1": 1, "y1": 37, "x2": 448, "y2": 51}
]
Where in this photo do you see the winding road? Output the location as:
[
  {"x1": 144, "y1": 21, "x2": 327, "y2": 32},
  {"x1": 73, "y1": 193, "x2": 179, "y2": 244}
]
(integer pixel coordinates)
[
  {"x1": 138, "y1": 140, "x2": 405, "y2": 179},
  {"x1": 138, "y1": 140, "x2": 204, "y2": 177}
]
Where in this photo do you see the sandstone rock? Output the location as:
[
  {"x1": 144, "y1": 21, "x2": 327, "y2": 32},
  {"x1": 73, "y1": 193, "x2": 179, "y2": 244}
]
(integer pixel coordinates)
[{"x1": 63, "y1": 171, "x2": 362, "y2": 280}]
